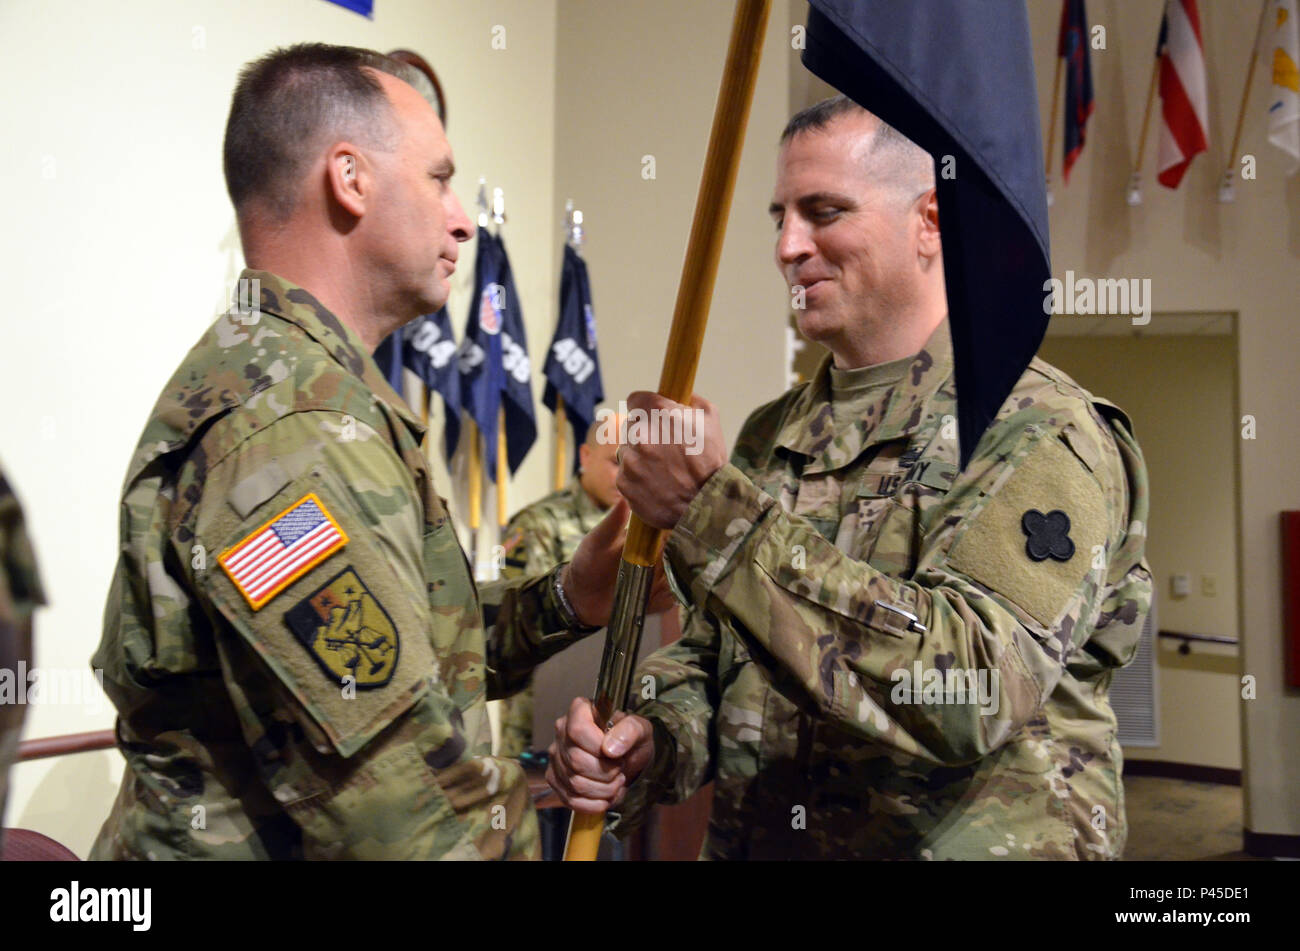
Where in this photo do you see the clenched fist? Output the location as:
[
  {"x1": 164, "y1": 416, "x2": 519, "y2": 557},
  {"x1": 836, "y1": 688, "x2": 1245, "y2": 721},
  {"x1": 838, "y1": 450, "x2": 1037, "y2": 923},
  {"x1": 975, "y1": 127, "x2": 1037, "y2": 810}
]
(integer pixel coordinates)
[
  {"x1": 615, "y1": 392, "x2": 726, "y2": 530},
  {"x1": 546, "y1": 697, "x2": 656, "y2": 814}
]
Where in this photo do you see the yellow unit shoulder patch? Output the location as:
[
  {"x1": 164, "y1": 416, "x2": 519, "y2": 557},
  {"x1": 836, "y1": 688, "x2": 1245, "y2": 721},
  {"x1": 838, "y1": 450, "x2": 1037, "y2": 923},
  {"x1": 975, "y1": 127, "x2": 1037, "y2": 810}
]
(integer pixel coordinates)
[
  {"x1": 283, "y1": 566, "x2": 399, "y2": 687},
  {"x1": 217, "y1": 492, "x2": 348, "y2": 610}
]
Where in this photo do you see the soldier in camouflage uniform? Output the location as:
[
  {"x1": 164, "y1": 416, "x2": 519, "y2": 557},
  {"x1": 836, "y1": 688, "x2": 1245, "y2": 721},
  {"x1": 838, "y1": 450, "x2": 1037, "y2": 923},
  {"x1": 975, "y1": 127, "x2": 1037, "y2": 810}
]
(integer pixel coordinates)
[
  {"x1": 0, "y1": 464, "x2": 45, "y2": 854},
  {"x1": 549, "y1": 97, "x2": 1151, "y2": 859},
  {"x1": 496, "y1": 422, "x2": 620, "y2": 757},
  {"x1": 90, "y1": 44, "x2": 662, "y2": 861}
]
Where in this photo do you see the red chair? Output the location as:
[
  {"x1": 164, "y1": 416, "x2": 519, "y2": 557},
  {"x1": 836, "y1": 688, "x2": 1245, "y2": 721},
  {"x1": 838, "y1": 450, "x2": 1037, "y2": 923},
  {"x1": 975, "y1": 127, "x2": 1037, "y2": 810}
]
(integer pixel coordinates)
[
  {"x1": 2, "y1": 828, "x2": 79, "y2": 861},
  {"x1": 3, "y1": 728, "x2": 117, "y2": 860}
]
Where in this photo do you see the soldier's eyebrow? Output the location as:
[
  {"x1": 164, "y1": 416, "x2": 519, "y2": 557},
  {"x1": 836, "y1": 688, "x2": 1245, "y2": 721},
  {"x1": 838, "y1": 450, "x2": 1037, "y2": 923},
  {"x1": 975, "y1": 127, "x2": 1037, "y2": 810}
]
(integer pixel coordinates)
[
  {"x1": 431, "y1": 157, "x2": 455, "y2": 178},
  {"x1": 796, "y1": 191, "x2": 852, "y2": 209},
  {"x1": 769, "y1": 191, "x2": 853, "y2": 217}
]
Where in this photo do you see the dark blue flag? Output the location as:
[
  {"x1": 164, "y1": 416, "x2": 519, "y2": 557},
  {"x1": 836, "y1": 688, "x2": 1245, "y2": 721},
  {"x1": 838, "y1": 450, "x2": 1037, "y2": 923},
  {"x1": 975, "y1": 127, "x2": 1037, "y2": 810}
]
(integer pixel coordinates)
[
  {"x1": 373, "y1": 327, "x2": 406, "y2": 394},
  {"x1": 456, "y1": 229, "x2": 536, "y2": 480},
  {"x1": 495, "y1": 235, "x2": 537, "y2": 475},
  {"x1": 406, "y1": 309, "x2": 463, "y2": 460},
  {"x1": 803, "y1": 0, "x2": 1051, "y2": 470},
  {"x1": 1060, "y1": 0, "x2": 1094, "y2": 183},
  {"x1": 374, "y1": 309, "x2": 463, "y2": 460},
  {"x1": 322, "y1": 0, "x2": 373, "y2": 18},
  {"x1": 543, "y1": 245, "x2": 604, "y2": 474},
  {"x1": 457, "y1": 230, "x2": 505, "y2": 476}
]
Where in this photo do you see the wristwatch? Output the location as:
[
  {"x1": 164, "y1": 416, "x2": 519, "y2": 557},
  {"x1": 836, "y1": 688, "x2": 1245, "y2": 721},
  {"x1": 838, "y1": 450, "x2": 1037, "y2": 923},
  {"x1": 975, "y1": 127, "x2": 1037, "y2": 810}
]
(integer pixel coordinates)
[{"x1": 551, "y1": 564, "x2": 601, "y2": 634}]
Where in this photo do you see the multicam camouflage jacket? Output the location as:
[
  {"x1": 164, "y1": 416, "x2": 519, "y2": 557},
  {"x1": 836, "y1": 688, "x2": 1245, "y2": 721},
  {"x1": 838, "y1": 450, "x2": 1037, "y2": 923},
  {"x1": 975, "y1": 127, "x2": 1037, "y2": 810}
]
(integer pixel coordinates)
[
  {"x1": 615, "y1": 318, "x2": 1151, "y2": 860},
  {"x1": 0, "y1": 464, "x2": 45, "y2": 848},
  {"x1": 90, "y1": 269, "x2": 594, "y2": 860},
  {"x1": 496, "y1": 481, "x2": 607, "y2": 757}
]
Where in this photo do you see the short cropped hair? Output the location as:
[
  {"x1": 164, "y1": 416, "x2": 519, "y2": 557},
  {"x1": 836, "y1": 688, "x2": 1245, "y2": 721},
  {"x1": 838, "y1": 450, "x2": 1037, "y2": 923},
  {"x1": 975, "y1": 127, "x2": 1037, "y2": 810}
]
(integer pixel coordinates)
[
  {"x1": 781, "y1": 94, "x2": 934, "y2": 203},
  {"x1": 780, "y1": 94, "x2": 865, "y2": 144},
  {"x1": 223, "y1": 43, "x2": 421, "y2": 219}
]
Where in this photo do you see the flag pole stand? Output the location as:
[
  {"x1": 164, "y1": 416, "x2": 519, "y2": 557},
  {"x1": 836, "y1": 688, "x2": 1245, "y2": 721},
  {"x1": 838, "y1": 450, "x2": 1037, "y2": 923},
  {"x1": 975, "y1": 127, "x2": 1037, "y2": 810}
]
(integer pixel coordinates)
[
  {"x1": 1220, "y1": 0, "x2": 1271, "y2": 203},
  {"x1": 1128, "y1": 56, "x2": 1161, "y2": 206}
]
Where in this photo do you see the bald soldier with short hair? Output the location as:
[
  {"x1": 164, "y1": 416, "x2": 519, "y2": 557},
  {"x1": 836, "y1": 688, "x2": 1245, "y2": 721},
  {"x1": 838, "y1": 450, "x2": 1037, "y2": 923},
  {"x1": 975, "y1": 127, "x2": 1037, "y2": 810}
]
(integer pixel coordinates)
[
  {"x1": 549, "y1": 96, "x2": 1151, "y2": 860},
  {"x1": 90, "y1": 43, "x2": 667, "y2": 861}
]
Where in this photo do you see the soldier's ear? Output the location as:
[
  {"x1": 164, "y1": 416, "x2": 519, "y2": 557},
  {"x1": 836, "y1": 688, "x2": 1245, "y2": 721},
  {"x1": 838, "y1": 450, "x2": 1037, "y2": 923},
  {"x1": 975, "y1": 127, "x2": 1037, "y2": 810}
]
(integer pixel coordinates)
[
  {"x1": 916, "y1": 187, "x2": 941, "y2": 261},
  {"x1": 327, "y1": 144, "x2": 367, "y2": 219}
]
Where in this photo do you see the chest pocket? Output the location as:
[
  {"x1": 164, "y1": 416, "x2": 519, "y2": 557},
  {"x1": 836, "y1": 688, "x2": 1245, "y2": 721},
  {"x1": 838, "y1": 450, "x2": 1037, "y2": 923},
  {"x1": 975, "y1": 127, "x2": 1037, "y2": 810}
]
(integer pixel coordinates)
[
  {"x1": 842, "y1": 488, "x2": 897, "y2": 563},
  {"x1": 859, "y1": 454, "x2": 959, "y2": 578},
  {"x1": 832, "y1": 442, "x2": 912, "y2": 562}
]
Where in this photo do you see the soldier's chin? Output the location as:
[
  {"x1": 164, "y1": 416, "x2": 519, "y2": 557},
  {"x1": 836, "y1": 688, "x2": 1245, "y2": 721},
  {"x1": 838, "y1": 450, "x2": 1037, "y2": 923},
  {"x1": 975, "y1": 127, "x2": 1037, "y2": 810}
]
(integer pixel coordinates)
[
  {"x1": 795, "y1": 308, "x2": 837, "y2": 343},
  {"x1": 419, "y1": 277, "x2": 450, "y2": 314}
]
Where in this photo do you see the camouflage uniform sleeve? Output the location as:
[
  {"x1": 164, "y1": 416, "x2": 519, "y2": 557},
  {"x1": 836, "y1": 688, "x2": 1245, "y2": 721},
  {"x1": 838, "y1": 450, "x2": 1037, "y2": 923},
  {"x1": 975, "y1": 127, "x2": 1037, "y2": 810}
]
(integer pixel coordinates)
[
  {"x1": 493, "y1": 508, "x2": 559, "y2": 755},
  {"x1": 499, "y1": 508, "x2": 560, "y2": 583},
  {"x1": 662, "y1": 413, "x2": 1149, "y2": 767},
  {"x1": 477, "y1": 525, "x2": 599, "y2": 702},
  {"x1": 493, "y1": 506, "x2": 569, "y2": 674},
  {"x1": 607, "y1": 605, "x2": 720, "y2": 837},
  {"x1": 189, "y1": 410, "x2": 538, "y2": 859}
]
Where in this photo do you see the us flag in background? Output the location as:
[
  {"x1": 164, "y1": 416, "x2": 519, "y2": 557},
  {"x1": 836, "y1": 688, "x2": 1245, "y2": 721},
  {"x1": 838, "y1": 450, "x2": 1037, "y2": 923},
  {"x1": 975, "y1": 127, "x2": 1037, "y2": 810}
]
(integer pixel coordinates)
[{"x1": 1156, "y1": 0, "x2": 1210, "y2": 188}]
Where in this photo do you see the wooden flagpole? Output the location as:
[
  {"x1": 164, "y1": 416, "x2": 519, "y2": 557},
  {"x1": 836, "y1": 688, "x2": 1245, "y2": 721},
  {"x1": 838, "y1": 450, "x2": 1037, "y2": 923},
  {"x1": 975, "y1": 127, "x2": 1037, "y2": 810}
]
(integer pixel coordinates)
[
  {"x1": 1045, "y1": 54, "x2": 1065, "y2": 203},
  {"x1": 467, "y1": 421, "x2": 481, "y2": 569},
  {"x1": 1128, "y1": 56, "x2": 1162, "y2": 204},
  {"x1": 554, "y1": 394, "x2": 566, "y2": 490},
  {"x1": 497, "y1": 406, "x2": 508, "y2": 533},
  {"x1": 1220, "y1": 0, "x2": 1271, "y2": 201}
]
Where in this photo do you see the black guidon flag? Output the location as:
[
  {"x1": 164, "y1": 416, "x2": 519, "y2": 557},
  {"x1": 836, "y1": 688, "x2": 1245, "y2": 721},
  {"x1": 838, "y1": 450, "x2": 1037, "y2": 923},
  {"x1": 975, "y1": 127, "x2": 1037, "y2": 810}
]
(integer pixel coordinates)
[
  {"x1": 802, "y1": 0, "x2": 1052, "y2": 470},
  {"x1": 543, "y1": 244, "x2": 604, "y2": 475}
]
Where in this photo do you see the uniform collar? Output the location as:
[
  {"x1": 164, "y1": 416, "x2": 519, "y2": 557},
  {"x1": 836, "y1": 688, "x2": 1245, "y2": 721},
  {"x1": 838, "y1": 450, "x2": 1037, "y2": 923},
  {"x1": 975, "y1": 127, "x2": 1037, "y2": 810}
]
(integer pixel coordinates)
[
  {"x1": 567, "y1": 478, "x2": 608, "y2": 526},
  {"x1": 244, "y1": 268, "x2": 425, "y2": 439},
  {"x1": 776, "y1": 317, "x2": 953, "y2": 474}
]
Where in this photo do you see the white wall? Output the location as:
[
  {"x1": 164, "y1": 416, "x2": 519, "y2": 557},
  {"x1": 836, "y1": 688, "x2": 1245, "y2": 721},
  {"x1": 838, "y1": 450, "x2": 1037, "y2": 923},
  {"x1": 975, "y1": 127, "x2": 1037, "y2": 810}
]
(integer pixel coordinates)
[
  {"x1": 0, "y1": 0, "x2": 559, "y2": 858},
  {"x1": 553, "y1": 0, "x2": 793, "y2": 449}
]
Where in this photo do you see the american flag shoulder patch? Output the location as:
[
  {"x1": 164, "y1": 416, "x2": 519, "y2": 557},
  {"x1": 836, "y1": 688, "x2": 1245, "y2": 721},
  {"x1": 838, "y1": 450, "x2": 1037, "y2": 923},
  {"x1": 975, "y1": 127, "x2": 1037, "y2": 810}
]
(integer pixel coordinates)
[{"x1": 218, "y1": 492, "x2": 349, "y2": 611}]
